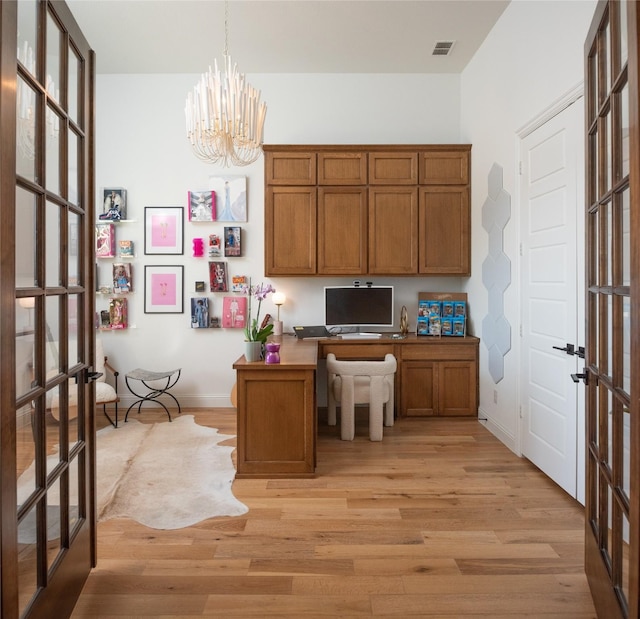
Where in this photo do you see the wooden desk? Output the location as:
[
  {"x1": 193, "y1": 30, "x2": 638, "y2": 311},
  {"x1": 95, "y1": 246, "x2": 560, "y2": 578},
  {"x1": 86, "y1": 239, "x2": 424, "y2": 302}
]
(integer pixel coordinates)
[
  {"x1": 233, "y1": 338, "x2": 317, "y2": 478},
  {"x1": 234, "y1": 333, "x2": 479, "y2": 478}
]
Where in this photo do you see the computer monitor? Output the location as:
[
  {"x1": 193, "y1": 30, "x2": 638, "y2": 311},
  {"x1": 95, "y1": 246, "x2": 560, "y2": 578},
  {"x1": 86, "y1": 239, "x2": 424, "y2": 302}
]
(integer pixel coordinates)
[{"x1": 324, "y1": 286, "x2": 394, "y2": 329}]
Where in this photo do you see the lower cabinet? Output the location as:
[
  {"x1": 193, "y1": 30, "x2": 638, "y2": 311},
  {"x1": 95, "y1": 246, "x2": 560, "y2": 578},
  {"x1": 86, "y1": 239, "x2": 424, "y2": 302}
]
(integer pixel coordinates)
[
  {"x1": 319, "y1": 336, "x2": 479, "y2": 418},
  {"x1": 399, "y1": 340, "x2": 478, "y2": 417},
  {"x1": 235, "y1": 366, "x2": 316, "y2": 478}
]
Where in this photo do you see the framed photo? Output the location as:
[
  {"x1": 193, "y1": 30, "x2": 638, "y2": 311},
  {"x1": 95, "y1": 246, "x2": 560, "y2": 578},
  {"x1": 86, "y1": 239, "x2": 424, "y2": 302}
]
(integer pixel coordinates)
[
  {"x1": 209, "y1": 176, "x2": 247, "y2": 222},
  {"x1": 190, "y1": 297, "x2": 210, "y2": 328},
  {"x1": 144, "y1": 206, "x2": 184, "y2": 255},
  {"x1": 100, "y1": 187, "x2": 127, "y2": 221},
  {"x1": 112, "y1": 262, "x2": 132, "y2": 293},
  {"x1": 224, "y1": 226, "x2": 241, "y2": 257},
  {"x1": 209, "y1": 261, "x2": 228, "y2": 292},
  {"x1": 188, "y1": 190, "x2": 216, "y2": 221},
  {"x1": 144, "y1": 265, "x2": 184, "y2": 313}
]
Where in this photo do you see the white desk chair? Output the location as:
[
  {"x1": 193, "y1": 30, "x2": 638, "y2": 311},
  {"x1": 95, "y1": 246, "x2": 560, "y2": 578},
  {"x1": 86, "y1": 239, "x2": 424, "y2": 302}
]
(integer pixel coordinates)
[{"x1": 326, "y1": 353, "x2": 397, "y2": 441}]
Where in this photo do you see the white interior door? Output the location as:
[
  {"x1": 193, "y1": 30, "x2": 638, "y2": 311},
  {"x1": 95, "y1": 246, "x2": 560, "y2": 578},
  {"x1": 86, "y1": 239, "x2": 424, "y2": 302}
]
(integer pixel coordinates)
[{"x1": 519, "y1": 99, "x2": 585, "y2": 502}]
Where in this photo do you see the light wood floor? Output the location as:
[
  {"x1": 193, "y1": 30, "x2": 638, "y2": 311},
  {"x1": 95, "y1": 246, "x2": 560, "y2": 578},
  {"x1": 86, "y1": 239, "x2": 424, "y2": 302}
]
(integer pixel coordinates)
[{"x1": 71, "y1": 408, "x2": 597, "y2": 618}]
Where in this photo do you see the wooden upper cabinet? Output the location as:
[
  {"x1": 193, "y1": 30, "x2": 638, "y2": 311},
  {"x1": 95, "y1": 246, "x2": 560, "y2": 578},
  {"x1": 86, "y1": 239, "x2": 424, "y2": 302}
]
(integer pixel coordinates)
[
  {"x1": 264, "y1": 145, "x2": 471, "y2": 277},
  {"x1": 318, "y1": 153, "x2": 367, "y2": 185},
  {"x1": 368, "y1": 187, "x2": 418, "y2": 274},
  {"x1": 419, "y1": 149, "x2": 470, "y2": 185},
  {"x1": 265, "y1": 186, "x2": 317, "y2": 275},
  {"x1": 318, "y1": 187, "x2": 368, "y2": 275},
  {"x1": 369, "y1": 152, "x2": 418, "y2": 184},
  {"x1": 266, "y1": 152, "x2": 317, "y2": 185},
  {"x1": 419, "y1": 187, "x2": 470, "y2": 275}
]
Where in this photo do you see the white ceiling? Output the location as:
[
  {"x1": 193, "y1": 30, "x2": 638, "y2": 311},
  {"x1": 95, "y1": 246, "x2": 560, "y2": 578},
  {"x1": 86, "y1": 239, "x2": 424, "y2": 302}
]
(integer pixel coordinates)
[{"x1": 66, "y1": 0, "x2": 510, "y2": 75}]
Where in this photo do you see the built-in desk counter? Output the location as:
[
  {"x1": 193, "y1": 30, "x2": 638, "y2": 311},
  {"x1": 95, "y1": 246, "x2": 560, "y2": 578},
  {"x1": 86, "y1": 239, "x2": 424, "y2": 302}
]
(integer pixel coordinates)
[{"x1": 233, "y1": 334, "x2": 479, "y2": 478}]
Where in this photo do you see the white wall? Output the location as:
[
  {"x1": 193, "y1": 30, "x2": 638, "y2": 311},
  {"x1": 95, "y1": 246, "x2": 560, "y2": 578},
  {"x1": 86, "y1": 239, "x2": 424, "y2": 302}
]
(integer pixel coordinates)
[
  {"x1": 460, "y1": 0, "x2": 597, "y2": 450},
  {"x1": 95, "y1": 73, "x2": 465, "y2": 407}
]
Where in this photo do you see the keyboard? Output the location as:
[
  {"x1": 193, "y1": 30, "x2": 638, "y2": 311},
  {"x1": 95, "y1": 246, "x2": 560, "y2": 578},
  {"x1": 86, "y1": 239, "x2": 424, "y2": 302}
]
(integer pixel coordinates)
[{"x1": 339, "y1": 333, "x2": 382, "y2": 339}]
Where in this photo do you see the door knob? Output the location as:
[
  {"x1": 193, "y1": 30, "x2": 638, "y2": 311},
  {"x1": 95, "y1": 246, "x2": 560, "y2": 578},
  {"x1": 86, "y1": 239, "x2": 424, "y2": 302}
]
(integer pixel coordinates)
[
  {"x1": 553, "y1": 343, "x2": 575, "y2": 355},
  {"x1": 571, "y1": 372, "x2": 588, "y2": 385}
]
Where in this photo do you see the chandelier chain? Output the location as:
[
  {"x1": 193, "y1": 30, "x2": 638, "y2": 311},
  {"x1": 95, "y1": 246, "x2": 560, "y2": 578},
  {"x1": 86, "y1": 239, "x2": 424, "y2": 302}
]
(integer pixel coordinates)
[{"x1": 224, "y1": 0, "x2": 229, "y2": 58}]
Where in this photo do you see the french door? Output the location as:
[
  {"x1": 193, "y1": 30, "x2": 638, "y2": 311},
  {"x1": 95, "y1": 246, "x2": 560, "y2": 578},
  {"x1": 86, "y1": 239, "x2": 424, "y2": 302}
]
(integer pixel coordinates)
[
  {"x1": 1, "y1": 1, "x2": 96, "y2": 618},
  {"x1": 584, "y1": 1, "x2": 639, "y2": 617}
]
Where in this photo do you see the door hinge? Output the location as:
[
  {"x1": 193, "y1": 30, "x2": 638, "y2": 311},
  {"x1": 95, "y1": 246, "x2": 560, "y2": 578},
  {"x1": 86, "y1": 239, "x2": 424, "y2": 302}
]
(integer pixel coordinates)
[
  {"x1": 519, "y1": 161, "x2": 523, "y2": 175},
  {"x1": 519, "y1": 243, "x2": 523, "y2": 256}
]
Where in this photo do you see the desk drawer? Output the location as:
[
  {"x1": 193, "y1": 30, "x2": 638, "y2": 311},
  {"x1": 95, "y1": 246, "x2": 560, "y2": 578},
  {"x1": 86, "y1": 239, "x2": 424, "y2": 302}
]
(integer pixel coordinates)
[
  {"x1": 401, "y1": 343, "x2": 477, "y2": 361},
  {"x1": 321, "y1": 343, "x2": 395, "y2": 360}
]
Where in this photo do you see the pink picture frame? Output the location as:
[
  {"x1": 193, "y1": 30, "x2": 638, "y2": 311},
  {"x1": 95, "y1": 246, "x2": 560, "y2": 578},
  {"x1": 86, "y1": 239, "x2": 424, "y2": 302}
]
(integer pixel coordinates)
[
  {"x1": 144, "y1": 206, "x2": 184, "y2": 255},
  {"x1": 144, "y1": 265, "x2": 184, "y2": 313}
]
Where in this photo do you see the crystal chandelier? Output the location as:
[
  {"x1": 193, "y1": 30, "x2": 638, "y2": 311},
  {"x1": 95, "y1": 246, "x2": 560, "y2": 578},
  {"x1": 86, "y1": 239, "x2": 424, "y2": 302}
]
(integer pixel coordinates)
[{"x1": 185, "y1": 1, "x2": 267, "y2": 167}]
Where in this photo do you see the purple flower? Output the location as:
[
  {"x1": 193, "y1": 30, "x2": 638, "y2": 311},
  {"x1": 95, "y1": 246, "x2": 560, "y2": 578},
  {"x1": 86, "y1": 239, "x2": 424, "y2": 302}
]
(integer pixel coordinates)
[{"x1": 253, "y1": 283, "x2": 275, "y2": 301}]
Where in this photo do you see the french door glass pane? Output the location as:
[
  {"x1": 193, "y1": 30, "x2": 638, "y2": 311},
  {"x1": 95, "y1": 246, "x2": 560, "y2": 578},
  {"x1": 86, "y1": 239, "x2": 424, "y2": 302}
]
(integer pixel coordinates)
[
  {"x1": 623, "y1": 296, "x2": 631, "y2": 394},
  {"x1": 621, "y1": 83, "x2": 629, "y2": 178},
  {"x1": 590, "y1": 132, "x2": 598, "y2": 199},
  {"x1": 17, "y1": 0, "x2": 37, "y2": 76},
  {"x1": 622, "y1": 187, "x2": 630, "y2": 285},
  {"x1": 16, "y1": 76, "x2": 36, "y2": 177},
  {"x1": 16, "y1": 298, "x2": 35, "y2": 400},
  {"x1": 607, "y1": 390, "x2": 614, "y2": 471},
  {"x1": 45, "y1": 295, "x2": 60, "y2": 367},
  {"x1": 45, "y1": 12, "x2": 61, "y2": 103},
  {"x1": 607, "y1": 294, "x2": 613, "y2": 378},
  {"x1": 606, "y1": 111, "x2": 613, "y2": 193},
  {"x1": 606, "y1": 202, "x2": 613, "y2": 287},
  {"x1": 45, "y1": 385, "x2": 62, "y2": 477},
  {"x1": 623, "y1": 405, "x2": 631, "y2": 500},
  {"x1": 46, "y1": 106, "x2": 61, "y2": 196},
  {"x1": 17, "y1": 507, "x2": 38, "y2": 616},
  {"x1": 622, "y1": 511, "x2": 630, "y2": 606},
  {"x1": 603, "y1": 19, "x2": 610, "y2": 96},
  {"x1": 69, "y1": 456, "x2": 80, "y2": 531},
  {"x1": 68, "y1": 129, "x2": 78, "y2": 205},
  {"x1": 47, "y1": 479, "x2": 62, "y2": 570},
  {"x1": 589, "y1": 51, "x2": 598, "y2": 126},
  {"x1": 588, "y1": 290, "x2": 599, "y2": 371},
  {"x1": 619, "y1": 1, "x2": 628, "y2": 66},
  {"x1": 45, "y1": 200, "x2": 61, "y2": 287},
  {"x1": 69, "y1": 211, "x2": 80, "y2": 286},
  {"x1": 604, "y1": 477, "x2": 613, "y2": 560},
  {"x1": 68, "y1": 46, "x2": 79, "y2": 124},
  {"x1": 15, "y1": 187, "x2": 37, "y2": 287},
  {"x1": 68, "y1": 294, "x2": 79, "y2": 365}
]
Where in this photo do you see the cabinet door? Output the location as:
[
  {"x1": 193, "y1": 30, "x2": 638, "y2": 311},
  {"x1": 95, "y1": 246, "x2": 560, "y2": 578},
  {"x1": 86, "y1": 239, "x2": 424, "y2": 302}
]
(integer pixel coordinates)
[
  {"x1": 369, "y1": 187, "x2": 418, "y2": 274},
  {"x1": 369, "y1": 152, "x2": 418, "y2": 184},
  {"x1": 265, "y1": 152, "x2": 317, "y2": 185},
  {"x1": 401, "y1": 361, "x2": 437, "y2": 416},
  {"x1": 419, "y1": 187, "x2": 470, "y2": 275},
  {"x1": 318, "y1": 152, "x2": 367, "y2": 185},
  {"x1": 318, "y1": 187, "x2": 367, "y2": 275},
  {"x1": 265, "y1": 187, "x2": 317, "y2": 275},
  {"x1": 438, "y1": 361, "x2": 477, "y2": 416},
  {"x1": 419, "y1": 150, "x2": 470, "y2": 185}
]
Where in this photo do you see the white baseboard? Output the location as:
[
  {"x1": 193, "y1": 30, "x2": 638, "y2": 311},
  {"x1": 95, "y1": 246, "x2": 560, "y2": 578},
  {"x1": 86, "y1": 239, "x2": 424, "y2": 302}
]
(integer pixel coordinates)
[{"x1": 477, "y1": 406, "x2": 518, "y2": 455}]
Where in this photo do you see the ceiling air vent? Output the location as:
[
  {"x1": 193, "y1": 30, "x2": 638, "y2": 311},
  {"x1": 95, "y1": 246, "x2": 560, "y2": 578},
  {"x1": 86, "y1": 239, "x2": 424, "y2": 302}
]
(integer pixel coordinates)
[{"x1": 432, "y1": 41, "x2": 455, "y2": 56}]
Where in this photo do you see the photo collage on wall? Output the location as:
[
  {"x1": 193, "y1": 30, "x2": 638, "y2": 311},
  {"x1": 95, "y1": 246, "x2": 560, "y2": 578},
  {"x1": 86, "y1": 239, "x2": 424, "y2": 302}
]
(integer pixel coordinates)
[{"x1": 187, "y1": 177, "x2": 248, "y2": 330}]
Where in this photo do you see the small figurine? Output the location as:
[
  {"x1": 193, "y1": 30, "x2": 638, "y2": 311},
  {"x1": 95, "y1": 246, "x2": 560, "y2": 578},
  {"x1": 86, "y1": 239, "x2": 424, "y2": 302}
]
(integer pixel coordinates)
[
  {"x1": 193, "y1": 237, "x2": 204, "y2": 257},
  {"x1": 400, "y1": 305, "x2": 409, "y2": 335}
]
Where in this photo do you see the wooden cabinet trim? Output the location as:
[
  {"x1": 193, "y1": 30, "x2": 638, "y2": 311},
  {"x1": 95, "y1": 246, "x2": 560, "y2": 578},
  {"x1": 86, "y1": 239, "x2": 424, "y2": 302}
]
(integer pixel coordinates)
[{"x1": 318, "y1": 152, "x2": 368, "y2": 185}]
